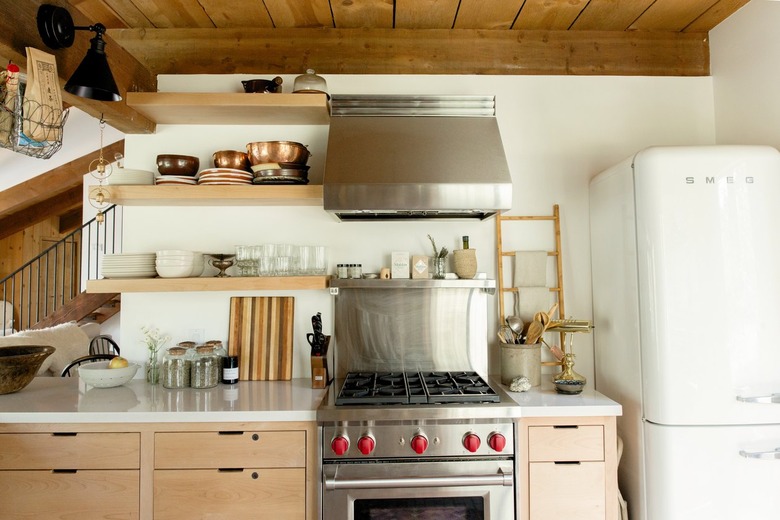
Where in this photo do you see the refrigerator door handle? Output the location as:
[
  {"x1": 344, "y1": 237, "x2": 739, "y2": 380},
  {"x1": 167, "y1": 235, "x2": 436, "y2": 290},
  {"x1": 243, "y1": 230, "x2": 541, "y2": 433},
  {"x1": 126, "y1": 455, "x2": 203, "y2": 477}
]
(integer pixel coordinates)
[
  {"x1": 736, "y1": 394, "x2": 780, "y2": 404},
  {"x1": 739, "y1": 448, "x2": 780, "y2": 460}
]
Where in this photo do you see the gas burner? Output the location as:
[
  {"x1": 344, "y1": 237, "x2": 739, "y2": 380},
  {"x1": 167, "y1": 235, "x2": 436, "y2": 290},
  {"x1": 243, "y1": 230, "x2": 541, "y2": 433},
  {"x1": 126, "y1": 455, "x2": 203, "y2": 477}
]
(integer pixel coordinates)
[{"x1": 335, "y1": 371, "x2": 499, "y2": 405}]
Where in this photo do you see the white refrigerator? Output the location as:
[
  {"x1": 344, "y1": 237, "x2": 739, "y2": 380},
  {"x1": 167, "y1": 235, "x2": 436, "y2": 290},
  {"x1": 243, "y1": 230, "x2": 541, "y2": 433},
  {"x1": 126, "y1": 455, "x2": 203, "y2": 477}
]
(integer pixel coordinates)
[{"x1": 589, "y1": 145, "x2": 780, "y2": 520}]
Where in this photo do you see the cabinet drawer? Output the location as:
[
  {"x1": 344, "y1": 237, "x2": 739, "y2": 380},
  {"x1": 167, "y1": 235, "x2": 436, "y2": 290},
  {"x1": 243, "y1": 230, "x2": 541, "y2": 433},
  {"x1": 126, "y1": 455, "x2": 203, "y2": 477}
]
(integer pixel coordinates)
[
  {"x1": 0, "y1": 469, "x2": 140, "y2": 518},
  {"x1": 528, "y1": 425, "x2": 604, "y2": 462},
  {"x1": 0, "y1": 433, "x2": 140, "y2": 469},
  {"x1": 529, "y1": 461, "x2": 605, "y2": 519},
  {"x1": 154, "y1": 468, "x2": 305, "y2": 519},
  {"x1": 155, "y1": 430, "x2": 306, "y2": 469}
]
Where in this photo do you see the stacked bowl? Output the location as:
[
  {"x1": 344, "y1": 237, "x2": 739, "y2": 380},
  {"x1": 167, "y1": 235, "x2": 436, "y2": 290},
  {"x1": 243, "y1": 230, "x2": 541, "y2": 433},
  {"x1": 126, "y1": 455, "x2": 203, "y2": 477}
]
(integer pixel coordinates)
[
  {"x1": 246, "y1": 141, "x2": 310, "y2": 185},
  {"x1": 101, "y1": 253, "x2": 157, "y2": 279},
  {"x1": 155, "y1": 250, "x2": 205, "y2": 278}
]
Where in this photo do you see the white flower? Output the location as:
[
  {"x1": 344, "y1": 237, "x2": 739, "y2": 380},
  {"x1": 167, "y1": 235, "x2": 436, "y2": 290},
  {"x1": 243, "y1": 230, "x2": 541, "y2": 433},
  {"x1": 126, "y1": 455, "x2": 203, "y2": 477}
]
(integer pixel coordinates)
[{"x1": 141, "y1": 325, "x2": 170, "y2": 364}]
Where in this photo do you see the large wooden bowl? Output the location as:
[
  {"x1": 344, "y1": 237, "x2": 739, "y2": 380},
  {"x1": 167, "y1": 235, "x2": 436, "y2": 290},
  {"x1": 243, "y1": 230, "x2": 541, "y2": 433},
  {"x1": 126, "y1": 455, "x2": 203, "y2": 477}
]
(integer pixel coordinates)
[{"x1": 0, "y1": 345, "x2": 55, "y2": 394}]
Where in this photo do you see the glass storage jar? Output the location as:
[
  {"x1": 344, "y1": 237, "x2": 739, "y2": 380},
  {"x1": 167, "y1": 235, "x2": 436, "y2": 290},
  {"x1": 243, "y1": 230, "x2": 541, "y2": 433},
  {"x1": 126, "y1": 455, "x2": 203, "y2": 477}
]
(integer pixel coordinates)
[
  {"x1": 162, "y1": 346, "x2": 190, "y2": 388},
  {"x1": 191, "y1": 345, "x2": 219, "y2": 389}
]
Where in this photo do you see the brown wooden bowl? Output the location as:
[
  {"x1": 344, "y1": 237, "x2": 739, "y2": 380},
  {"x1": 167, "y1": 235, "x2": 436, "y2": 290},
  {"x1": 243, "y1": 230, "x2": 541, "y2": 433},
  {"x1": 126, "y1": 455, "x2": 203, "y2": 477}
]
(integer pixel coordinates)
[
  {"x1": 156, "y1": 154, "x2": 200, "y2": 176},
  {"x1": 0, "y1": 345, "x2": 55, "y2": 394}
]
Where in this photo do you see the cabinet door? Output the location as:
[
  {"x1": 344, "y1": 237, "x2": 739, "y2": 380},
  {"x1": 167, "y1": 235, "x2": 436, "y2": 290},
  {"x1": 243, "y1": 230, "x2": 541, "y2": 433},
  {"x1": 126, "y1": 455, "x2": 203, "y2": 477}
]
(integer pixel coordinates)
[
  {"x1": 0, "y1": 469, "x2": 140, "y2": 519},
  {"x1": 155, "y1": 430, "x2": 305, "y2": 469},
  {"x1": 529, "y1": 462, "x2": 605, "y2": 520},
  {"x1": 154, "y1": 468, "x2": 305, "y2": 519},
  {"x1": 0, "y1": 432, "x2": 140, "y2": 469}
]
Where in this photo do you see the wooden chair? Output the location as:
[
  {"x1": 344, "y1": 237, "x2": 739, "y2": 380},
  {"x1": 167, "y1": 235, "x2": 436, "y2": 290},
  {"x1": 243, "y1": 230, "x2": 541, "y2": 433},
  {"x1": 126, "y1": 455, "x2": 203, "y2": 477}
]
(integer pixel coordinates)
[
  {"x1": 61, "y1": 354, "x2": 117, "y2": 377},
  {"x1": 89, "y1": 335, "x2": 120, "y2": 356}
]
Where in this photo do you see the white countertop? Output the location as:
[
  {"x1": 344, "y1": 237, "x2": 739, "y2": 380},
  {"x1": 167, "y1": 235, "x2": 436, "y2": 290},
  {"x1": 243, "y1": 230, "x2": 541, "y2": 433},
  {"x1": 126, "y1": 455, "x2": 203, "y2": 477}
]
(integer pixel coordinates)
[
  {"x1": 0, "y1": 377, "x2": 621, "y2": 424},
  {"x1": 0, "y1": 377, "x2": 328, "y2": 423}
]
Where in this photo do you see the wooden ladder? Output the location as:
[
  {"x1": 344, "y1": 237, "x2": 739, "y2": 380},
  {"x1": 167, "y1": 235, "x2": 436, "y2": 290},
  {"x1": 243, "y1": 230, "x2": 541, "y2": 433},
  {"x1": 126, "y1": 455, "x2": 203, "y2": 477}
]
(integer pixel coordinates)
[{"x1": 496, "y1": 204, "x2": 565, "y2": 365}]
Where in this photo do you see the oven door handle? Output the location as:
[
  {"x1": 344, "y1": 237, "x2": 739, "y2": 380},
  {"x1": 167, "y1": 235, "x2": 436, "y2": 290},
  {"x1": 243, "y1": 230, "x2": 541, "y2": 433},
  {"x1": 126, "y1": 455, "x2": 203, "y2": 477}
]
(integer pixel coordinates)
[{"x1": 325, "y1": 468, "x2": 513, "y2": 490}]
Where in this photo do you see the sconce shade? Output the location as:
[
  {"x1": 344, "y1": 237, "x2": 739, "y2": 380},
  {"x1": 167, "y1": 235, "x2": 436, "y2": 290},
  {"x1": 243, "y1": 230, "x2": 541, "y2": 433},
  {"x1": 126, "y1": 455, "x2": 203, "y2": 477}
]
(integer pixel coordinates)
[
  {"x1": 65, "y1": 34, "x2": 122, "y2": 102},
  {"x1": 36, "y1": 4, "x2": 122, "y2": 102}
]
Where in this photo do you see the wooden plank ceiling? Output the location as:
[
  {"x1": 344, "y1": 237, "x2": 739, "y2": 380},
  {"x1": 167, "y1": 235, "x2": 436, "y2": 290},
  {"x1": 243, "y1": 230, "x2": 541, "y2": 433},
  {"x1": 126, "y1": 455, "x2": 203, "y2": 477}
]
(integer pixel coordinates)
[{"x1": 0, "y1": 0, "x2": 749, "y2": 134}]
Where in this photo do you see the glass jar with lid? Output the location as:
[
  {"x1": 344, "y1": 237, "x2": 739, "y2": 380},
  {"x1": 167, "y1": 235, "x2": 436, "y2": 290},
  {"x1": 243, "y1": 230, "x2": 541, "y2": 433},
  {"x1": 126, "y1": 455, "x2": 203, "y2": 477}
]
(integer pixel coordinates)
[
  {"x1": 191, "y1": 345, "x2": 219, "y2": 389},
  {"x1": 205, "y1": 340, "x2": 227, "y2": 373},
  {"x1": 162, "y1": 346, "x2": 190, "y2": 388}
]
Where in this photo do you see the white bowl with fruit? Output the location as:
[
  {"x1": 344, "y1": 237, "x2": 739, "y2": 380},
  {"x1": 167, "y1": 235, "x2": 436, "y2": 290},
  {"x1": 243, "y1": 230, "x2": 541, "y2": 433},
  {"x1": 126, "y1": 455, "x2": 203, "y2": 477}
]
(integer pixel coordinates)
[{"x1": 78, "y1": 357, "x2": 139, "y2": 388}]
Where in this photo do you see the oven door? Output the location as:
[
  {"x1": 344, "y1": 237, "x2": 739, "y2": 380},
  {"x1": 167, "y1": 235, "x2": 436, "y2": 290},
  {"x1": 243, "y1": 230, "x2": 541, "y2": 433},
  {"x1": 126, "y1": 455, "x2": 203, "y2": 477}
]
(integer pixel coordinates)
[{"x1": 322, "y1": 459, "x2": 515, "y2": 520}]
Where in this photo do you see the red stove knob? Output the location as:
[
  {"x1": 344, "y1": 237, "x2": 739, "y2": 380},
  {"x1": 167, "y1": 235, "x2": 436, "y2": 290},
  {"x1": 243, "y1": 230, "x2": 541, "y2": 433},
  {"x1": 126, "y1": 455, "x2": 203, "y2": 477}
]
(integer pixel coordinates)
[
  {"x1": 331, "y1": 436, "x2": 349, "y2": 456},
  {"x1": 488, "y1": 432, "x2": 507, "y2": 452},
  {"x1": 463, "y1": 433, "x2": 481, "y2": 453},
  {"x1": 357, "y1": 435, "x2": 375, "y2": 455},
  {"x1": 410, "y1": 434, "x2": 428, "y2": 454}
]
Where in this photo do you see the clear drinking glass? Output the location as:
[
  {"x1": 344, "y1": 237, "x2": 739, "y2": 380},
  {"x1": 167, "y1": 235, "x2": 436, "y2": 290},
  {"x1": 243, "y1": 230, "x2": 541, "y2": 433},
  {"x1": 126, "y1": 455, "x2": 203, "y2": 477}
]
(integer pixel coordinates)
[
  {"x1": 299, "y1": 245, "x2": 313, "y2": 275},
  {"x1": 275, "y1": 256, "x2": 291, "y2": 276},
  {"x1": 258, "y1": 255, "x2": 274, "y2": 276},
  {"x1": 312, "y1": 246, "x2": 327, "y2": 275}
]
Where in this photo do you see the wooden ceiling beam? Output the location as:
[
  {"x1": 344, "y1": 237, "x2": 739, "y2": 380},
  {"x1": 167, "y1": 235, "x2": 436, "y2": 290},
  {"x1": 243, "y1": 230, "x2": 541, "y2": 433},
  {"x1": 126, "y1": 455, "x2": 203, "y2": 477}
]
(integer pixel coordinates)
[
  {"x1": 0, "y1": 185, "x2": 83, "y2": 241},
  {"x1": 0, "y1": 140, "x2": 125, "y2": 218},
  {"x1": 111, "y1": 27, "x2": 709, "y2": 77},
  {"x1": 0, "y1": 0, "x2": 156, "y2": 134}
]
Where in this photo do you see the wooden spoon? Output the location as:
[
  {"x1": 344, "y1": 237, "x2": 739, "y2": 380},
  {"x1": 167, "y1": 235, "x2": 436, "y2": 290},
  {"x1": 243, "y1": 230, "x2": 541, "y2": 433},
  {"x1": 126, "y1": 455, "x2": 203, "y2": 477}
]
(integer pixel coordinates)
[{"x1": 525, "y1": 319, "x2": 544, "y2": 345}]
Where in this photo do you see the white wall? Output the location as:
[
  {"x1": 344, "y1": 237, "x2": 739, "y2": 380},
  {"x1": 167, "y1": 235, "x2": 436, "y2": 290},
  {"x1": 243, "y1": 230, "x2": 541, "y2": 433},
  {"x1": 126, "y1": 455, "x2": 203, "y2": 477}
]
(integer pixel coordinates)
[
  {"x1": 711, "y1": 0, "x2": 780, "y2": 146},
  {"x1": 117, "y1": 74, "x2": 715, "y2": 381}
]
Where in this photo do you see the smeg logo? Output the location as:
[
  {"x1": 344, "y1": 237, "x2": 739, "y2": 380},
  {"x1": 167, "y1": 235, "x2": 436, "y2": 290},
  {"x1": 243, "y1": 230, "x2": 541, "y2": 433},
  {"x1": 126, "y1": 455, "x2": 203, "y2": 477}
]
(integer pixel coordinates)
[{"x1": 684, "y1": 176, "x2": 754, "y2": 184}]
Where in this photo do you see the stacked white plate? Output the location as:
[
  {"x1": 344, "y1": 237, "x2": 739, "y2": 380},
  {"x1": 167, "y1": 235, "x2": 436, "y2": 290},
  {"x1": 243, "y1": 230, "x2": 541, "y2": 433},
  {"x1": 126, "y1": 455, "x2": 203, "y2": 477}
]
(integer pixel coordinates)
[
  {"x1": 197, "y1": 168, "x2": 253, "y2": 185},
  {"x1": 155, "y1": 175, "x2": 198, "y2": 185},
  {"x1": 156, "y1": 250, "x2": 205, "y2": 278},
  {"x1": 107, "y1": 169, "x2": 155, "y2": 185},
  {"x1": 101, "y1": 253, "x2": 157, "y2": 278}
]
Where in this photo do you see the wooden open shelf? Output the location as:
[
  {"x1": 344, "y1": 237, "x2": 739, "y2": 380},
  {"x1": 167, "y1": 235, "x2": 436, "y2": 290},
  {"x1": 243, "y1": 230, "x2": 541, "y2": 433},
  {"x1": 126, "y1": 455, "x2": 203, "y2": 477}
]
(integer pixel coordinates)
[
  {"x1": 125, "y1": 92, "x2": 330, "y2": 127},
  {"x1": 91, "y1": 184, "x2": 323, "y2": 206},
  {"x1": 86, "y1": 275, "x2": 329, "y2": 293}
]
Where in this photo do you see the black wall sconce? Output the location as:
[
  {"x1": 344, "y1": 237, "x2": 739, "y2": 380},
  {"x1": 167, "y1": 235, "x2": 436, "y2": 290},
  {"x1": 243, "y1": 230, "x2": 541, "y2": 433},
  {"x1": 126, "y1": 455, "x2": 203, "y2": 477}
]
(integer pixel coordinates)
[{"x1": 36, "y1": 4, "x2": 122, "y2": 102}]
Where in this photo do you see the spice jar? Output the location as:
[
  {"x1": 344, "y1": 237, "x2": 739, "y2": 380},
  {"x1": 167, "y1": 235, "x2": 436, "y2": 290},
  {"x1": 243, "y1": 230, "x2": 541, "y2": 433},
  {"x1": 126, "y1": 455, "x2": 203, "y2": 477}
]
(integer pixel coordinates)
[
  {"x1": 162, "y1": 346, "x2": 190, "y2": 389},
  {"x1": 205, "y1": 340, "x2": 227, "y2": 373},
  {"x1": 191, "y1": 345, "x2": 219, "y2": 389}
]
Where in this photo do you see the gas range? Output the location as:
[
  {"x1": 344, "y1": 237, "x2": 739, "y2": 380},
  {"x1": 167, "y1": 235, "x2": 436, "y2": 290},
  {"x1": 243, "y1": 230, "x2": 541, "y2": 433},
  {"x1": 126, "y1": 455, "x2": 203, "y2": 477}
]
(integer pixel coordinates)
[{"x1": 335, "y1": 370, "x2": 500, "y2": 406}]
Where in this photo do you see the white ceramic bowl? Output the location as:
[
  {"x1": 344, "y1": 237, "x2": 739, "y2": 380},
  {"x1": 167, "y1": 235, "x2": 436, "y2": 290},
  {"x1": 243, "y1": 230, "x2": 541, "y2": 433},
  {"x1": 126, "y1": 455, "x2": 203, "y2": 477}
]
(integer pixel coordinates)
[
  {"x1": 157, "y1": 250, "x2": 198, "y2": 257},
  {"x1": 156, "y1": 265, "x2": 193, "y2": 278},
  {"x1": 156, "y1": 259, "x2": 196, "y2": 267},
  {"x1": 78, "y1": 361, "x2": 139, "y2": 388}
]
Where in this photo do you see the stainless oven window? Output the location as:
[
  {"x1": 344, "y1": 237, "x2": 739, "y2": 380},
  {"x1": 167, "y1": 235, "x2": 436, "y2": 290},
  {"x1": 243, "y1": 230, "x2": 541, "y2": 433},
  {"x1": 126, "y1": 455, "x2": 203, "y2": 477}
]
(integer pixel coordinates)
[{"x1": 354, "y1": 497, "x2": 484, "y2": 520}]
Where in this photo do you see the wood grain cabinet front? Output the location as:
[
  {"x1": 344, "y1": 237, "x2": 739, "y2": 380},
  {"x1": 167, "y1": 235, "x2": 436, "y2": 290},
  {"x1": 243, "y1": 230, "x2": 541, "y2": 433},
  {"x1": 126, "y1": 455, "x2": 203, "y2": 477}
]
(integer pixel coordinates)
[
  {"x1": 517, "y1": 417, "x2": 618, "y2": 520},
  {"x1": 153, "y1": 430, "x2": 307, "y2": 520},
  {"x1": 0, "y1": 432, "x2": 141, "y2": 519}
]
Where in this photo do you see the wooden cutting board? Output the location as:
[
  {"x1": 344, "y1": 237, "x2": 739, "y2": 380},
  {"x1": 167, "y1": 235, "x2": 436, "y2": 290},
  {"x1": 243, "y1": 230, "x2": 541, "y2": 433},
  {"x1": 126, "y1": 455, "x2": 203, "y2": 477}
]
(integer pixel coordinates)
[{"x1": 228, "y1": 296, "x2": 294, "y2": 380}]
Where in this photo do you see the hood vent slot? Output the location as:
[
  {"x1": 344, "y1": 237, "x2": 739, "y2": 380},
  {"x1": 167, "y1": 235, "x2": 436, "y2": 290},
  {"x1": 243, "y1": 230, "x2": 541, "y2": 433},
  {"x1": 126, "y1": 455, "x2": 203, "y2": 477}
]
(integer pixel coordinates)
[{"x1": 323, "y1": 95, "x2": 513, "y2": 221}]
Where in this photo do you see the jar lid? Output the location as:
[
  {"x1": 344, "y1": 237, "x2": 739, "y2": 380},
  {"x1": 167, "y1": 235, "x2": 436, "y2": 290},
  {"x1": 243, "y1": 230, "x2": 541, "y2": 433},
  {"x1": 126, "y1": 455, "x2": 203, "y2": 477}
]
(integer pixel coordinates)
[
  {"x1": 205, "y1": 340, "x2": 223, "y2": 348},
  {"x1": 196, "y1": 345, "x2": 215, "y2": 354},
  {"x1": 167, "y1": 347, "x2": 187, "y2": 356}
]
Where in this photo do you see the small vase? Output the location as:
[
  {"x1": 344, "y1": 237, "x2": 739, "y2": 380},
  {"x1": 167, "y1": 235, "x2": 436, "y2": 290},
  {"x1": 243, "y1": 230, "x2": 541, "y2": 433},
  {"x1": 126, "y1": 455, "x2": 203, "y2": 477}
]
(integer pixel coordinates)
[
  {"x1": 146, "y1": 360, "x2": 160, "y2": 385},
  {"x1": 432, "y1": 257, "x2": 446, "y2": 279}
]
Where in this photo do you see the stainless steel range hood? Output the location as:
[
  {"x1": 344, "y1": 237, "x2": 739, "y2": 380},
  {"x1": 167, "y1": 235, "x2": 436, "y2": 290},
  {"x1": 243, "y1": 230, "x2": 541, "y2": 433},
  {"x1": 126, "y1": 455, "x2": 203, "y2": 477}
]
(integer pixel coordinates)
[{"x1": 323, "y1": 95, "x2": 513, "y2": 221}]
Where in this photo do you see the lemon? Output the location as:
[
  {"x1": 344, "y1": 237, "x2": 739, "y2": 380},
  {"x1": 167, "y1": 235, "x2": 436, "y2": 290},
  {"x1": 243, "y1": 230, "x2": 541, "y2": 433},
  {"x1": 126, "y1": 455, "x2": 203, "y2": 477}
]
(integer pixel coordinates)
[{"x1": 108, "y1": 356, "x2": 129, "y2": 369}]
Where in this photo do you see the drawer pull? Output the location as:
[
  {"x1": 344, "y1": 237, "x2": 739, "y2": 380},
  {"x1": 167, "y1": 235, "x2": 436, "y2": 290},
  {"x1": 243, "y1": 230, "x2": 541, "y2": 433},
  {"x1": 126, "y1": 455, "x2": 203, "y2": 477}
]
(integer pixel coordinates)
[
  {"x1": 218, "y1": 431, "x2": 244, "y2": 435},
  {"x1": 52, "y1": 469, "x2": 77, "y2": 473},
  {"x1": 51, "y1": 432, "x2": 77, "y2": 436},
  {"x1": 252, "y1": 472, "x2": 259, "y2": 479},
  {"x1": 218, "y1": 468, "x2": 244, "y2": 473},
  {"x1": 252, "y1": 434, "x2": 260, "y2": 441},
  {"x1": 554, "y1": 461, "x2": 582, "y2": 465},
  {"x1": 552, "y1": 425, "x2": 578, "y2": 429}
]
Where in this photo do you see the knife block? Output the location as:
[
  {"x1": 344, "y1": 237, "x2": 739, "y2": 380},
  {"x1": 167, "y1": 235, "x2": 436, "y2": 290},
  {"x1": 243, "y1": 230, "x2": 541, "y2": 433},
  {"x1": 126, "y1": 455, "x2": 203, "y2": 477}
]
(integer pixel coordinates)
[{"x1": 310, "y1": 335, "x2": 331, "y2": 389}]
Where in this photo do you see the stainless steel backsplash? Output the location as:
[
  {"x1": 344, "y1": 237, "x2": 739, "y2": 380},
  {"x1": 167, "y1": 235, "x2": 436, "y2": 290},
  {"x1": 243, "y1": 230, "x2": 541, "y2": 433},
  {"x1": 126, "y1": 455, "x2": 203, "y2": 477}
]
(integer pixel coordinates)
[{"x1": 332, "y1": 282, "x2": 491, "y2": 378}]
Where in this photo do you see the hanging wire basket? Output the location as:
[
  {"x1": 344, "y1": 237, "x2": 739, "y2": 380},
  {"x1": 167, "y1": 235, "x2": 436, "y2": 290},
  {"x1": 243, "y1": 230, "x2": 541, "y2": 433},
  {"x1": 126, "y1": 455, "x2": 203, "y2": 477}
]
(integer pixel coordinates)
[{"x1": 0, "y1": 78, "x2": 69, "y2": 160}]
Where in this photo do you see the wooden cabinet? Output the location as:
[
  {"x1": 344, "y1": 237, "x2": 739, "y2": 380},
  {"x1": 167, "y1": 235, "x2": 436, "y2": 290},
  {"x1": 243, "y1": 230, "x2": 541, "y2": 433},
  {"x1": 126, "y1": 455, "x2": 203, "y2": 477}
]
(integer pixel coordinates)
[
  {"x1": 154, "y1": 430, "x2": 307, "y2": 519},
  {"x1": 0, "y1": 431, "x2": 141, "y2": 519},
  {"x1": 0, "y1": 422, "x2": 317, "y2": 520},
  {"x1": 517, "y1": 416, "x2": 618, "y2": 520}
]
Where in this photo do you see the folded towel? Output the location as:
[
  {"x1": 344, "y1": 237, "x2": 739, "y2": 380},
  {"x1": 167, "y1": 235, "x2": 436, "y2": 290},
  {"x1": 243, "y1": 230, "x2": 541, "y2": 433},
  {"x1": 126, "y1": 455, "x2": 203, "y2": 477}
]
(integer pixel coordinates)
[
  {"x1": 515, "y1": 287, "x2": 551, "y2": 323},
  {"x1": 514, "y1": 251, "x2": 547, "y2": 287}
]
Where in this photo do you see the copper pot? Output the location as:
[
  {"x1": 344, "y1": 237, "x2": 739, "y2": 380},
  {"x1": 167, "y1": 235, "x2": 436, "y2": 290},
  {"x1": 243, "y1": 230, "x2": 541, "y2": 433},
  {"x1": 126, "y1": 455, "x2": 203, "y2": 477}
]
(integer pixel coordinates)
[
  {"x1": 246, "y1": 141, "x2": 310, "y2": 166},
  {"x1": 212, "y1": 150, "x2": 250, "y2": 171}
]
